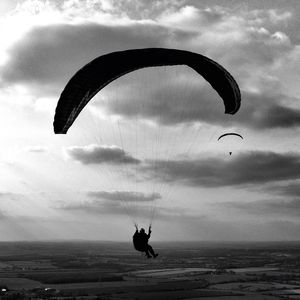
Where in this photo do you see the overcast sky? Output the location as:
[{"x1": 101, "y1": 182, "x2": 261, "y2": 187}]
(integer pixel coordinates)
[{"x1": 1, "y1": 0, "x2": 300, "y2": 242}]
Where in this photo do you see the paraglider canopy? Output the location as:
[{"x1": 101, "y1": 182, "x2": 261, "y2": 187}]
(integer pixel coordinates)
[
  {"x1": 218, "y1": 132, "x2": 243, "y2": 155},
  {"x1": 53, "y1": 48, "x2": 241, "y2": 134},
  {"x1": 218, "y1": 133, "x2": 243, "y2": 141}
]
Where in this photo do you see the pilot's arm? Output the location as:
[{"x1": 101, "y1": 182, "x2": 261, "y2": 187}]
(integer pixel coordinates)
[{"x1": 147, "y1": 225, "x2": 152, "y2": 238}]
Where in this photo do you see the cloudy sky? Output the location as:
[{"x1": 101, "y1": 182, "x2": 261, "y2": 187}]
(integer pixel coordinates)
[{"x1": 1, "y1": 0, "x2": 300, "y2": 242}]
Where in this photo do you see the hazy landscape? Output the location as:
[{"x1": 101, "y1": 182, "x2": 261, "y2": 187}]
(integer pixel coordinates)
[{"x1": 0, "y1": 241, "x2": 300, "y2": 299}]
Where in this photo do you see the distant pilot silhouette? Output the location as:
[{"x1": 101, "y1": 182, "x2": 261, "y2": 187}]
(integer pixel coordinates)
[{"x1": 133, "y1": 224, "x2": 158, "y2": 258}]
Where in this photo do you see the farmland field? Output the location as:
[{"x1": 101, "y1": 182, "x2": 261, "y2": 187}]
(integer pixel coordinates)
[{"x1": 0, "y1": 241, "x2": 300, "y2": 299}]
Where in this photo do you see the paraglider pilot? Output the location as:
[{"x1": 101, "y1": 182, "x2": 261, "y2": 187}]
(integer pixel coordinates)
[{"x1": 133, "y1": 224, "x2": 158, "y2": 258}]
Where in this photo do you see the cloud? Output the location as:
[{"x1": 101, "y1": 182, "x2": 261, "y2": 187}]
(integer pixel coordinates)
[
  {"x1": 0, "y1": 22, "x2": 191, "y2": 93},
  {"x1": 0, "y1": 192, "x2": 23, "y2": 201},
  {"x1": 158, "y1": 5, "x2": 225, "y2": 30},
  {"x1": 0, "y1": 192, "x2": 15, "y2": 197},
  {"x1": 65, "y1": 144, "x2": 140, "y2": 165},
  {"x1": 1, "y1": 2, "x2": 299, "y2": 131},
  {"x1": 0, "y1": 6, "x2": 294, "y2": 85},
  {"x1": 141, "y1": 151, "x2": 300, "y2": 187},
  {"x1": 102, "y1": 75, "x2": 300, "y2": 129},
  {"x1": 101, "y1": 72, "x2": 230, "y2": 126},
  {"x1": 229, "y1": 90, "x2": 300, "y2": 130},
  {"x1": 263, "y1": 9, "x2": 292, "y2": 25},
  {"x1": 252, "y1": 103, "x2": 300, "y2": 129},
  {"x1": 221, "y1": 198, "x2": 300, "y2": 217},
  {"x1": 265, "y1": 182, "x2": 300, "y2": 197},
  {"x1": 59, "y1": 197, "x2": 185, "y2": 220},
  {"x1": 97, "y1": 0, "x2": 185, "y2": 19},
  {"x1": 0, "y1": 209, "x2": 8, "y2": 219},
  {"x1": 59, "y1": 196, "x2": 300, "y2": 241},
  {"x1": 87, "y1": 190, "x2": 161, "y2": 202},
  {"x1": 23, "y1": 146, "x2": 47, "y2": 153}
]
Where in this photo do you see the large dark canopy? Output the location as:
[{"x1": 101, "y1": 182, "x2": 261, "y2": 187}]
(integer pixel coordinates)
[{"x1": 53, "y1": 48, "x2": 241, "y2": 134}]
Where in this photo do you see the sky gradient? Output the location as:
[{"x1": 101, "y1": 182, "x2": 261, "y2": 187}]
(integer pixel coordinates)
[{"x1": 1, "y1": 0, "x2": 300, "y2": 241}]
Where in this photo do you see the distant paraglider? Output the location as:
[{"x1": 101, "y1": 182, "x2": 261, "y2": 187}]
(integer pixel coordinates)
[
  {"x1": 218, "y1": 133, "x2": 243, "y2": 155},
  {"x1": 218, "y1": 133, "x2": 243, "y2": 141}
]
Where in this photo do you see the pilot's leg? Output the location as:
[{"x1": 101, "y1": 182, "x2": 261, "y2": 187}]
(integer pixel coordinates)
[
  {"x1": 147, "y1": 244, "x2": 158, "y2": 257},
  {"x1": 145, "y1": 249, "x2": 151, "y2": 258}
]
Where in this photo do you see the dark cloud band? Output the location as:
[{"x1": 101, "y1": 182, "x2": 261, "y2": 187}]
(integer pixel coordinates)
[
  {"x1": 66, "y1": 144, "x2": 140, "y2": 165},
  {"x1": 87, "y1": 190, "x2": 161, "y2": 202},
  {"x1": 142, "y1": 151, "x2": 300, "y2": 187}
]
